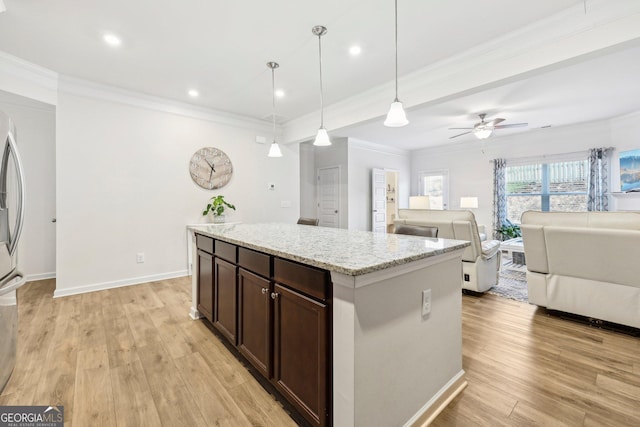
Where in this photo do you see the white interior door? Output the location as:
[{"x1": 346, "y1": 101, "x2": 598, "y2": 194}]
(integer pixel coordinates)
[
  {"x1": 372, "y1": 168, "x2": 387, "y2": 233},
  {"x1": 317, "y1": 166, "x2": 340, "y2": 228}
]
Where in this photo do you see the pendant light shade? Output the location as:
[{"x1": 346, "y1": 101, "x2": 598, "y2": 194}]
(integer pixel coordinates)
[
  {"x1": 384, "y1": 101, "x2": 408, "y2": 127},
  {"x1": 384, "y1": 0, "x2": 408, "y2": 127},
  {"x1": 266, "y1": 61, "x2": 283, "y2": 158},
  {"x1": 312, "y1": 25, "x2": 331, "y2": 146},
  {"x1": 314, "y1": 128, "x2": 331, "y2": 146},
  {"x1": 268, "y1": 142, "x2": 283, "y2": 157}
]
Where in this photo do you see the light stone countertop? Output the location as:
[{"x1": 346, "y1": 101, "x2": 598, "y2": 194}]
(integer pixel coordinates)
[{"x1": 188, "y1": 223, "x2": 470, "y2": 276}]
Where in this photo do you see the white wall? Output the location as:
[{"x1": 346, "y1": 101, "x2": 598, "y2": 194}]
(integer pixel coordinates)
[
  {"x1": 410, "y1": 119, "x2": 622, "y2": 230},
  {"x1": 55, "y1": 91, "x2": 299, "y2": 296},
  {"x1": 299, "y1": 141, "x2": 317, "y2": 218},
  {"x1": 348, "y1": 139, "x2": 411, "y2": 231},
  {"x1": 0, "y1": 90, "x2": 56, "y2": 280}
]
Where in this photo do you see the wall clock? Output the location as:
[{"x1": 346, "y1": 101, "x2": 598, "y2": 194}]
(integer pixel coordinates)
[{"x1": 189, "y1": 147, "x2": 233, "y2": 189}]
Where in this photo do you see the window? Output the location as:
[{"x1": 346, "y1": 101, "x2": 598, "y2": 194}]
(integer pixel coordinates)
[
  {"x1": 506, "y1": 160, "x2": 588, "y2": 222},
  {"x1": 418, "y1": 170, "x2": 448, "y2": 209}
]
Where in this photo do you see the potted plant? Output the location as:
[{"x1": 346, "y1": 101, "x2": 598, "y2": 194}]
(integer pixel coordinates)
[
  {"x1": 496, "y1": 219, "x2": 522, "y2": 241},
  {"x1": 202, "y1": 195, "x2": 236, "y2": 223}
]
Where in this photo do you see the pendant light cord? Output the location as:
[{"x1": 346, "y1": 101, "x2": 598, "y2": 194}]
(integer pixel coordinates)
[
  {"x1": 271, "y1": 67, "x2": 277, "y2": 142},
  {"x1": 394, "y1": 0, "x2": 399, "y2": 103},
  {"x1": 318, "y1": 33, "x2": 324, "y2": 128}
]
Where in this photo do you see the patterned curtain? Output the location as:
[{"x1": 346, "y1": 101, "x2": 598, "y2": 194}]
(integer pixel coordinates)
[
  {"x1": 492, "y1": 158, "x2": 507, "y2": 240},
  {"x1": 587, "y1": 147, "x2": 611, "y2": 211}
]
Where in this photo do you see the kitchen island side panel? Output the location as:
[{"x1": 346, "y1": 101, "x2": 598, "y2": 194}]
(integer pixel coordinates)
[{"x1": 332, "y1": 252, "x2": 465, "y2": 427}]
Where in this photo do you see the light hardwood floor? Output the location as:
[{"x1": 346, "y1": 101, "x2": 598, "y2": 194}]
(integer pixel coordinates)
[{"x1": 1, "y1": 278, "x2": 639, "y2": 426}]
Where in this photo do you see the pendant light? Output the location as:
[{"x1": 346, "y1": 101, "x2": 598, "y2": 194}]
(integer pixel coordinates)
[
  {"x1": 266, "y1": 62, "x2": 283, "y2": 157},
  {"x1": 384, "y1": 0, "x2": 409, "y2": 127},
  {"x1": 312, "y1": 25, "x2": 331, "y2": 146}
]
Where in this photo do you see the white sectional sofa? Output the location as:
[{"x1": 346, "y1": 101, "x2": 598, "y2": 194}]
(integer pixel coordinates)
[
  {"x1": 394, "y1": 209, "x2": 501, "y2": 292},
  {"x1": 521, "y1": 211, "x2": 640, "y2": 329}
]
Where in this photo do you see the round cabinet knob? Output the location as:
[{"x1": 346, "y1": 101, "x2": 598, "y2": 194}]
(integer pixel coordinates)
[
  {"x1": 270, "y1": 292, "x2": 279, "y2": 300},
  {"x1": 261, "y1": 288, "x2": 268, "y2": 294}
]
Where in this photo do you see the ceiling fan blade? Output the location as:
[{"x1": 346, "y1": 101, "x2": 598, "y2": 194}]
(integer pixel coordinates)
[
  {"x1": 449, "y1": 131, "x2": 472, "y2": 139},
  {"x1": 495, "y1": 123, "x2": 528, "y2": 129},
  {"x1": 448, "y1": 127, "x2": 473, "y2": 130},
  {"x1": 486, "y1": 118, "x2": 505, "y2": 126}
]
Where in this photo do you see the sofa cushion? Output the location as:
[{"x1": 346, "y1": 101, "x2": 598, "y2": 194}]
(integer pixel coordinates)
[{"x1": 544, "y1": 226, "x2": 640, "y2": 288}]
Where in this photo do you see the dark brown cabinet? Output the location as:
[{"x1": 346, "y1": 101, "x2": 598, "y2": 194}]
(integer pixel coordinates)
[
  {"x1": 195, "y1": 235, "x2": 331, "y2": 427},
  {"x1": 273, "y1": 283, "x2": 329, "y2": 427},
  {"x1": 237, "y1": 268, "x2": 272, "y2": 378},
  {"x1": 213, "y1": 257, "x2": 237, "y2": 344},
  {"x1": 196, "y1": 233, "x2": 215, "y2": 322}
]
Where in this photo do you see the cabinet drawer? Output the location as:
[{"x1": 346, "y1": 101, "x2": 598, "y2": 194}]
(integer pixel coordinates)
[
  {"x1": 196, "y1": 234, "x2": 214, "y2": 254},
  {"x1": 215, "y1": 240, "x2": 237, "y2": 263},
  {"x1": 238, "y1": 247, "x2": 271, "y2": 278},
  {"x1": 274, "y1": 258, "x2": 330, "y2": 301}
]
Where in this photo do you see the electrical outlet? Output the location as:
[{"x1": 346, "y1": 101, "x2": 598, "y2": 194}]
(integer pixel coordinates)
[
  {"x1": 136, "y1": 253, "x2": 145, "y2": 263},
  {"x1": 422, "y1": 289, "x2": 431, "y2": 317}
]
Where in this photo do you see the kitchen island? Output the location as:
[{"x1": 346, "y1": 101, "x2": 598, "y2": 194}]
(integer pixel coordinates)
[{"x1": 188, "y1": 223, "x2": 469, "y2": 427}]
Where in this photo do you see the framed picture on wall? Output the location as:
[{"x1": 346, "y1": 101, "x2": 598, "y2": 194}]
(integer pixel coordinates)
[{"x1": 619, "y1": 149, "x2": 640, "y2": 192}]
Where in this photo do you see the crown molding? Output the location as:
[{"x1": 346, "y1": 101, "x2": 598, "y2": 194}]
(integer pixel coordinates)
[
  {"x1": 58, "y1": 75, "x2": 275, "y2": 133},
  {"x1": 0, "y1": 50, "x2": 58, "y2": 105},
  {"x1": 282, "y1": 0, "x2": 640, "y2": 145}
]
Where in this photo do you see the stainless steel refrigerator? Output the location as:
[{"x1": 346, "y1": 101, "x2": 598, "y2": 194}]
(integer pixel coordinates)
[{"x1": 0, "y1": 110, "x2": 26, "y2": 393}]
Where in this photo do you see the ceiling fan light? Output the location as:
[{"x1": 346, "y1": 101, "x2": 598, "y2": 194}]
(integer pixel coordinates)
[
  {"x1": 474, "y1": 127, "x2": 493, "y2": 139},
  {"x1": 314, "y1": 128, "x2": 331, "y2": 146},
  {"x1": 268, "y1": 142, "x2": 283, "y2": 157},
  {"x1": 384, "y1": 101, "x2": 409, "y2": 127}
]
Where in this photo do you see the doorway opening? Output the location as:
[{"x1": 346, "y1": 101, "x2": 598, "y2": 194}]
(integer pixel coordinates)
[{"x1": 372, "y1": 168, "x2": 399, "y2": 233}]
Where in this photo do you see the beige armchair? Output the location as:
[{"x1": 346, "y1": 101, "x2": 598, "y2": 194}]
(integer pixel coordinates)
[{"x1": 395, "y1": 209, "x2": 501, "y2": 292}]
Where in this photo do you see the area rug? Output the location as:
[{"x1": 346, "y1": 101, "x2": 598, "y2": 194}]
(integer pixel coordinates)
[{"x1": 488, "y1": 262, "x2": 529, "y2": 303}]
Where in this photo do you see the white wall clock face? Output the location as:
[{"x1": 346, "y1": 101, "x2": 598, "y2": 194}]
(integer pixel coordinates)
[{"x1": 189, "y1": 147, "x2": 233, "y2": 189}]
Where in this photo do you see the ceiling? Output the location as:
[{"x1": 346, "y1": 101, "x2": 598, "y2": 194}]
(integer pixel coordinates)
[
  {"x1": 336, "y1": 43, "x2": 640, "y2": 149},
  {"x1": 0, "y1": 0, "x2": 639, "y2": 150}
]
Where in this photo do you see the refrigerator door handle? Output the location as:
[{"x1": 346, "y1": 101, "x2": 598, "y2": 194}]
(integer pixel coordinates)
[
  {"x1": 0, "y1": 270, "x2": 24, "y2": 297},
  {"x1": 5, "y1": 131, "x2": 25, "y2": 256}
]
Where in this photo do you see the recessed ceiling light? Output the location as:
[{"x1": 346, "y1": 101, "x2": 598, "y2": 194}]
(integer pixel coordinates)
[
  {"x1": 188, "y1": 89, "x2": 199, "y2": 97},
  {"x1": 103, "y1": 33, "x2": 122, "y2": 47},
  {"x1": 349, "y1": 45, "x2": 362, "y2": 56},
  {"x1": 275, "y1": 89, "x2": 285, "y2": 98}
]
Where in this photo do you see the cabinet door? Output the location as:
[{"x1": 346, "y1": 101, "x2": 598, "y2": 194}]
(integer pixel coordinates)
[
  {"x1": 237, "y1": 268, "x2": 272, "y2": 378},
  {"x1": 272, "y1": 284, "x2": 329, "y2": 427},
  {"x1": 197, "y1": 250, "x2": 214, "y2": 322},
  {"x1": 214, "y1": 257, "x2": 238, "y2": 344}
]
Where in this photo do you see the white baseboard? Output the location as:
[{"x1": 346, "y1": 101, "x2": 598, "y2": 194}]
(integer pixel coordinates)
[
  {"x1": 404, "y1": 369, "x2": 467, "y2": 427},
  {"x1": 189, "y1": 307, "x2": 203, "y2": 320},
  {"x1": 52, "y1": 269, "x2": 189, "y2": 298},
  {"x1": 25, "y1": 272, "x2": 56, "y2": 282}
]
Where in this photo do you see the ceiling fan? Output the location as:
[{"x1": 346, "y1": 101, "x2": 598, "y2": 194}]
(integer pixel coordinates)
[{"x1": 449, "y1": 113, "x2": 528, "y2": 140}]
